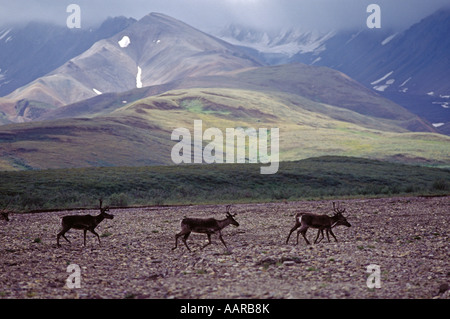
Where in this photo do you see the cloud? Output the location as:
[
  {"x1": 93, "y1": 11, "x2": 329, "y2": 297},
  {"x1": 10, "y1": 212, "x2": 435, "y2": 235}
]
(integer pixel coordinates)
[{"x1": 0, "y1": 0, "x2": 448, "y2": 31}]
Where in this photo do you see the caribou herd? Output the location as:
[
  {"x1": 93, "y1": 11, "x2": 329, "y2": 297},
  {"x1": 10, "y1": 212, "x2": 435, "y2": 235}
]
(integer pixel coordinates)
[{"x1": 2, "y1": 199, "x2": 352, "y2": 251}]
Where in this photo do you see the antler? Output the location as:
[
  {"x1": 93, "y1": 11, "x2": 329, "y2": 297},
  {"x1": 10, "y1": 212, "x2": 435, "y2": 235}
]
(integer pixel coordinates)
[
  {"x1": 226, "y1": 205, "x2": 236, "y2": 217},
  {"x1": 99, "y1": 198, "x2": 109, "y2": 213},
  {"x1": 333, "y1": 202, "x2": 346, "y2": 214}
]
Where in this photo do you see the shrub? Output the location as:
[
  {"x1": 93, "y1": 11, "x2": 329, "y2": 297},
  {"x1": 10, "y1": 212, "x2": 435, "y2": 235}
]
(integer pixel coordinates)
[
  {"x1": 432, "y1": 179, "x2": 448, "y2": 191},
  {"x1": 109, "y1": 193, "x2": 129, "y2": 207}
]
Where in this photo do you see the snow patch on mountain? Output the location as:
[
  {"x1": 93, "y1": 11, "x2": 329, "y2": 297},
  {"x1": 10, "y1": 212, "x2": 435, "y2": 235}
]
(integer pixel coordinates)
[
  {"x1": 312, "y1": 57, "x2": 322, "y2": 64},
  {"x1": 374, "y1": 85, "x2": 388, "y2": 92},
  {"x1": 381, "y1": 33, "x2": 398, "y2": 45},
  {"x1": 371, "y1": 71, "x2": 394, "y2": 85},
  {"x1": 398, "y1": 77, "x2": 411, "y2": 92},
  {"x1": 93, "y1": 88, "x2": 102, "y2": 95},
  {"x1": 374, "y1": 80, "x2": 395, "y2": 92},
  {"x1": 345, "y1": 30, "x2": 363, "y2": 45},
  {"x1": 118, "y1": 36, "x2": 131, "y2": 48},
  {"x1": 0, "y1": 28, "x2": 12, "y2": 41},
  {"x1": 136, "y1": 66, "x2": 143, "y2": 88},
  {"x1": 371, "y1": 71, "x2": 395, "y2": 91},
  {"x1": 399, "y1": 77, "x2": 411, "y2": 87},
  {"x1": 433, "y1": 101, "x2": 449, "y2": 109}
]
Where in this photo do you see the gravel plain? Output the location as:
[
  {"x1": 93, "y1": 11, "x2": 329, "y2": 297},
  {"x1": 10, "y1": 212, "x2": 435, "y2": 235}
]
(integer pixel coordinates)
[{"x1": 0, "y1": 196, "x2": 448, "y2": 299}]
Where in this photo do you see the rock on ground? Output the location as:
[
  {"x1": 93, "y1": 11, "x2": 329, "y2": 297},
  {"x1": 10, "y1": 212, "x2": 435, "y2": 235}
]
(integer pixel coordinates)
[{"x1": 0, "y1": 196, "x2": 448, "y2": 299}]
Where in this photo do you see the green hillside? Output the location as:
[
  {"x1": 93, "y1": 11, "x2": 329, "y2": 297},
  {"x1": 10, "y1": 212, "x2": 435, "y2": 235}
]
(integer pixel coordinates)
[{"x1": 0, "y1": 86, "x2": 449, "y2": 171}]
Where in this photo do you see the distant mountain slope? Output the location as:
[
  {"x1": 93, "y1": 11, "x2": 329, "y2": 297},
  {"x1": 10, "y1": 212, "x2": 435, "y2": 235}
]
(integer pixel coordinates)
[
  {"x1": 1, "y1": 12, "x2": 262, "y2": 119},
  {"x1": 1, "y1": 85, "x2": 448, "y2": 171},
  {"x1": 38, "y1": 63, "x2": 437, "y2": 134},
  {"x1": 217, "y1": 24, "x2": 335, "y2": 64},
  {"x1": 0, "y1": 12, "x2": 447, "y2": 171},
  {"x1": 217, "y1": 8, "x2": 450, "y2": 133},
  {"x1": 0, "y1": 17, "x2": 136, "y2": 97}
]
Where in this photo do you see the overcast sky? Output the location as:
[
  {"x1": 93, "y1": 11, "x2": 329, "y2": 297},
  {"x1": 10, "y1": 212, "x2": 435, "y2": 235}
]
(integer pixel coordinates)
[{"x1": 1, "y1": 0, "x2": 449, "y2": 32}]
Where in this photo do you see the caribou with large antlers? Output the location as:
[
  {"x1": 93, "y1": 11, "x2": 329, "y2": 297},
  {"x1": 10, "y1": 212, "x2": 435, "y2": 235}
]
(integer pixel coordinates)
[
  {"x1": 57, "y1": 199, "x2": 114, "y2": 247},
  {"x1": 286, "y1": 202, "x2": 351, "y2": 245},
  {"x1": 172, "y1": 205, "x2": 239, "y2": 251},
  {"x1": 0, "y1": 199, "x2": 12, "y2": 222},
  {"x1": 0, "y1": 212, "x2": 9, "y2": 222}
]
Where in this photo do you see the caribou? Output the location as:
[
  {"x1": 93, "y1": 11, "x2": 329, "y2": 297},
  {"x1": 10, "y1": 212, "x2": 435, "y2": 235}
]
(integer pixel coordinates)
[
  {"x1": 286, "y1": 202, "x2": 351, "y2": 245},
  {"x1": 172, "y1": 205, "x2": 239, "y2": 251},
  {"x1": 57, "y1": 199, "x2": 114, "y2": 247}
]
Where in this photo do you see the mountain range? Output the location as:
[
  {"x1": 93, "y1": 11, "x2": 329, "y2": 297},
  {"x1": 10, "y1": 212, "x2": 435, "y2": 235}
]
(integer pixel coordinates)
[
  {"x1": 216, "y1": 8, "x2": 450, "y2": 134},
  {"x1": 0, "y1": 13, "x2": 261, "y2": 122},
  {"x1": 0, "y1": 11, "x2": 448, "y2": 171},
  {"x1": 0, "y1": 16, "x2": 136, "y2": 98}
]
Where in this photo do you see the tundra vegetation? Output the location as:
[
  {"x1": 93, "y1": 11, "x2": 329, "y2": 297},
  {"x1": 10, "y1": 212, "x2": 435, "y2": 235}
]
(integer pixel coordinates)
[{"x1": 0, "y1": 156, "x2": 448, "y2": 212}]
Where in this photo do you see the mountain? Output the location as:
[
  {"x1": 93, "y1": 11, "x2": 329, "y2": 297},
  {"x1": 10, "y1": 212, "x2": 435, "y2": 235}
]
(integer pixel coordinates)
[
  {"x1": 0, "y1": 12, "x2": 447, "y2": 171},
  {"x1": 1, "y1": 63, "x2": 448, "y2": 171},
  {"x1": 216, "y1": 8, "x2": 450, "y2": 133},
  {"x1": 0, "y1": 13, "x2": 262, "y2": 123},
  {"x1": 0, "y1": 17, "x2": 136, "y2": 97},
  {"x1": 1, "y1": 86, "x2": 448, "y2": 171},
  {"x1": 38, "y1": 63, "x2": 435, "y2": 132},
  {"x1": 217, "y1": 24, "x2": 335, "y2": 65}
]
